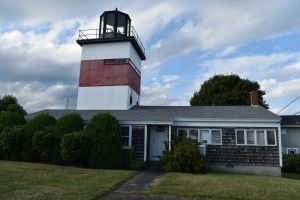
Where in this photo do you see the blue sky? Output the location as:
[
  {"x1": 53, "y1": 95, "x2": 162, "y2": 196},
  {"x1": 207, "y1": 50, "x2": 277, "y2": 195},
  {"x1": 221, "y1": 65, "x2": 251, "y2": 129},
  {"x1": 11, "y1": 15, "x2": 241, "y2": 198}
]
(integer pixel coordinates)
[{"x1": 0, "y1": 0, "x2": 300, "y2": 114}]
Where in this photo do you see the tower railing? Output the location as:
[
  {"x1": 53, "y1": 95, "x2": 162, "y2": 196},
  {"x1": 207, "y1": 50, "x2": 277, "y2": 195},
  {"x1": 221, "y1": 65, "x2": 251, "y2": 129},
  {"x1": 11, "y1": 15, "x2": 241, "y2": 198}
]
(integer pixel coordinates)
[{"x1": 78, "y1": 26, "x2": 145, "y2": 54}]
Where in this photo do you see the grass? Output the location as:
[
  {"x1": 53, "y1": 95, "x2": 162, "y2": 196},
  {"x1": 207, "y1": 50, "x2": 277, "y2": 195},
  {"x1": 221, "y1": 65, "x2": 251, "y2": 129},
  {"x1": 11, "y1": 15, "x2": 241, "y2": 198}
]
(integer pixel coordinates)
[
  {"x1": 150, "y1": 172, "x2": 300, "y2": 200},
  {"x1": 0, "y1": 160, "x2": 136, "y2": 200}
]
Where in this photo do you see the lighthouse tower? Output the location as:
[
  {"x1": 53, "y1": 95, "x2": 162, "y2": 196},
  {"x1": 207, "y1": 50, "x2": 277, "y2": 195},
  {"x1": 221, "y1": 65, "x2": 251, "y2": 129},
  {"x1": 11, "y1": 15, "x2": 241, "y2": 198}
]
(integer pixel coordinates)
[{"x1": 76, "y1": 9, "x2": 146, "y2": 110}]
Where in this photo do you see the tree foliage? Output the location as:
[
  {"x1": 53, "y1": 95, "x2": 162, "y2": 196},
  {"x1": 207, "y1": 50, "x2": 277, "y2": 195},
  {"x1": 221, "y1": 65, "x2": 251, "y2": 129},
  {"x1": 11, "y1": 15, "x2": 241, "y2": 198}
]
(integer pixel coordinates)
[
  {"x1": 55, "y1": 113, "x2": 84, "y2": 137},
  {"x1": 0, "y1": 111, "x2": 26, "y2": 132},
  {"x1": 0, "y1": 95, "x2": 26, "y2": 115},
  {"x1": 85, "y1": 113, "x2": 122, "y2": 169},
  {"x1": 190, "y1": 74, "x2": 268, "y2": 108}
]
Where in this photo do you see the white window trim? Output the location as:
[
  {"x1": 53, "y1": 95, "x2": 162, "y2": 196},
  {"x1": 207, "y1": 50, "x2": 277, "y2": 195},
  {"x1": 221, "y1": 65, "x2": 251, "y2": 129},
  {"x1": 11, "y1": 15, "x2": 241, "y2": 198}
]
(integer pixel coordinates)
[
  {"x1": 287, "y1": 148, "x2": 299, "y2": 154},
  {"x1": 210, "y1": 129, "x2": 222, "y2": 145},
  {"x1": 235, "y1": 129, "x2": 277, "y2": 146},
  {"x1": 121, "y1": 125, "x2": 132, "y2": 149},
  {"x1": 176, "y1": 128, "x2": 222, "y2": 145}
]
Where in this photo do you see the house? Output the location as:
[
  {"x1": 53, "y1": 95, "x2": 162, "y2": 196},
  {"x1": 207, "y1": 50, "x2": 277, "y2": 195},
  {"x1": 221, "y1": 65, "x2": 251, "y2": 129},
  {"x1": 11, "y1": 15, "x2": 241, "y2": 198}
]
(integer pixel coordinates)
[
  {"x1": 26, "y1": 103, "x2": 282, "y2": 176},
  {"x1": 26, "y1": 9, "x2": 282, "y2": 176},
  {"x1": 280, "y1": 115, "x2": 300, "y2": 155}
]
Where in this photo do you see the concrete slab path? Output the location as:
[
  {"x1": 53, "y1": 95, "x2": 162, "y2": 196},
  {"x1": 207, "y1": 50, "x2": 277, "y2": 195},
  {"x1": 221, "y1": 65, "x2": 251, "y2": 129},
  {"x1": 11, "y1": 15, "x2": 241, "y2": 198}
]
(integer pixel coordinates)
[{"x1": 101, "y1": 171, "x2": 193, "y2": 200}]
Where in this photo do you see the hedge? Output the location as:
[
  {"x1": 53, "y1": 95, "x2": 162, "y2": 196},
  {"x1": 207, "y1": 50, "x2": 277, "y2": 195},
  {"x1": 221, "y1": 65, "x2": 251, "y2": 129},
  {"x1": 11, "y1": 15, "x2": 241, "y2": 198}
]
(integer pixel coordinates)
[
  {"x1": 0, "y1": 111, "x2": 25, "y2": 132},
  {"x1": 0, "y1": 126, "x2": 24, "y2": 160},
  {"x1": 85, "y1": 113, "x2": 123, "y2": 169},
  {"x1": 61, "y1": 131, "x2": 87, "y2": 165},
  {"x1": 55, "y1": 113, "x2": 84, "y2": 137},
  {"x1": 22, "y1": 113, "x2": 56, "y2": 161}
]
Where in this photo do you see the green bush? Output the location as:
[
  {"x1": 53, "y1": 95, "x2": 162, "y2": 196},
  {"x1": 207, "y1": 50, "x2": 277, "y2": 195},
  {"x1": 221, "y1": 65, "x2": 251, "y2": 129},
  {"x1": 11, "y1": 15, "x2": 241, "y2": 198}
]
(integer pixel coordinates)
[
  {"x1": 121, "y1": 148, "x2": 135, "y2": 169},
  {"x1": 282, "y1": 154, "x2": 300, "y2": 173},
  {"x1": 61, "y1": 131, "x2": 88, "y2": 165},
  {"x1": 32, "y1": 128, "x2": 57, "y2": 163},
  {"x1": 55, "y1": 113, "x2": 84, "y2": 137},
  {"x1": 86, "y1": 113, "x2": 123, "y2": 169},
  {"x1": 22, "y1": 113, "x2": 56, "y2": 161},
  {"x1": 0, "y1": 126, "x2": 24, "y2": 160},
  {"x1": 0, "y1": 111, "x2": 25, "y2": 132},
  {"x1": 160, "y1": 139, "x2": 206, "y2": 173}
]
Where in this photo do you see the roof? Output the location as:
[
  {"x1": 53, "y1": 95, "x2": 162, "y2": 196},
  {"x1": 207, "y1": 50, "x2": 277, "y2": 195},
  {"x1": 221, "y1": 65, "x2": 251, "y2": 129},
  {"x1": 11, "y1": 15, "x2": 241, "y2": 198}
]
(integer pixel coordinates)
[
  {"x1": 26, "y1": 106, "x2": 280, "y2": 123},
  {"x1": 280, "y1": 115, "x2": 300, "y2": 127}
]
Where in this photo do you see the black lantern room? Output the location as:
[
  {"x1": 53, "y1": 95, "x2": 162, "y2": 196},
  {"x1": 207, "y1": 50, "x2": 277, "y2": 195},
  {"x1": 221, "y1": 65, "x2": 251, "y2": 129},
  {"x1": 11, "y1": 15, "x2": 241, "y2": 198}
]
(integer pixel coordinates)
[{"x1": 99, "y1": 8, "x2": 131, "y2": 38}]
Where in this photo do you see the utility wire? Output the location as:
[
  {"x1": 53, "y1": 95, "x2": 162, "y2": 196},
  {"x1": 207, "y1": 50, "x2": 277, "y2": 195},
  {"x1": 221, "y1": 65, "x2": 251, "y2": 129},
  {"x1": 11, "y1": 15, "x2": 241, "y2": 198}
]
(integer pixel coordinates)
[
  {"x1": 293, "y1": 110, "x2": 300, "y2": 115},
  {"x1": 277, "y1": 95, "x2": 300, "y2": 114}
]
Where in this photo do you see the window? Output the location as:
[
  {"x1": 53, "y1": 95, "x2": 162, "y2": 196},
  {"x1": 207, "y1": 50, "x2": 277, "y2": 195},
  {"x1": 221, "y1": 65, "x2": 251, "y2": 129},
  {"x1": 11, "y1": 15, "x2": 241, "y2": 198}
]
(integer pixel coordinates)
[
  {"x1": 104, "y1": 58, "x2": 128, "y2": 64},
  {"x1": 246, "y1": 130, "x2": 255, "y2": 145},
  {"x1": 287, "y1": 148, "x2": 298, "y2": 155},
  {"x1": 256, "y1": 130, "x2": 265, "y2": 145},
  {"x1": 188, "y1": 129, "x2": 198, "y2": 142},
  {"x1": 121, "y1": 126, "x2": 130, "y2": 148},
  {"x1": 200, "y1": 130, "x2": 210, "y2": 144},
  {"x1": 236, "y1": 130, "x2": 245, "y2": 145},
  {"x1": 211, "y1": 130, "x2": 222, "y2": 144},
  {"x1": 267, "y1": 130, "x2": 276, "y2": 145},
  {"x1": 236, "y1": 129, "x2": 276, "y2": 146}
]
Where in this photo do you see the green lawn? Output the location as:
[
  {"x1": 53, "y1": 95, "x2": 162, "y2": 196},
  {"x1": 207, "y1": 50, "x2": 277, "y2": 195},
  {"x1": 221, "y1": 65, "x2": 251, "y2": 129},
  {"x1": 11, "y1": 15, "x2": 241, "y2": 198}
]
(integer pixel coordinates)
[
  {"x1": 150, "y1": 172, "x2": 300, "y2": 200},
  {"x1": 0, "y1": 161, "x2": 136, "y2": 200}
]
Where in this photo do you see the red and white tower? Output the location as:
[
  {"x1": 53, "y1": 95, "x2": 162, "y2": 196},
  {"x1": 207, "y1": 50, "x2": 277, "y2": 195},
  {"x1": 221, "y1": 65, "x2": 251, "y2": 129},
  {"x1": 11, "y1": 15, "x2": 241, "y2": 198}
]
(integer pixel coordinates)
[{"x1": 76, "y1": 9, "x2": 146, "y2": 110}]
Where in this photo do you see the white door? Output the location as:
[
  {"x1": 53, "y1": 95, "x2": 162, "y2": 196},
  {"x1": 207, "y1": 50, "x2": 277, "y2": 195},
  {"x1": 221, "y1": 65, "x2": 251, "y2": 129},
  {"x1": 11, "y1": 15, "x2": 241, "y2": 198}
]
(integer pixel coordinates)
[{"x1": 150, "y1": 127, "x2": 168, "y2": 161}]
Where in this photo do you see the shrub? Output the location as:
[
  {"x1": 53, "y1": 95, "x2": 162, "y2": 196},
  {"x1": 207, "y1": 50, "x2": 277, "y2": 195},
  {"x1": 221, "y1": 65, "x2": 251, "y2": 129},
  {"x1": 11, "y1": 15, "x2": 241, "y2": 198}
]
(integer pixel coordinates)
[
  {"x1": 0, "y1": 111, "x2": 25, "y2": 132},
  {"x1": 160, "y1": 139, "x2": 206, "y2": 173},
  {"x1": 32, "y1": 128, "x2": 57, "y2": 163},
  {"x1": 22, "y1": 113, "x2": 56, "y2": 161},
  {"x1": 85, "y1": 113, "x2": 123, "y2": 169},
  {"x1": 282, "y1": 154, "x2": 300, "y2": 173},
  {"x1": 121, "y1": 148, "x2": 135, "y2": 169},
  {"x1": 55, "y1": 113, "x2": 84, "y2": 137},
  {"x1": 61, "y1": 131, "x2": 88, "y2": 165},
  {"x1": 0, "y1": 126, "x2": 24, "y2": 160}
]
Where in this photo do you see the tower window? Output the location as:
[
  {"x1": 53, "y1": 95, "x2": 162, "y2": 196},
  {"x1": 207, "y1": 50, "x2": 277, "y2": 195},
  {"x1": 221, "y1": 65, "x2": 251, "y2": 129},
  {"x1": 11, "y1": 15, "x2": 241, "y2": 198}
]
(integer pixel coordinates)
[
  {"x1": 130, "y1": 92, "x2": 132, "y2": 105},
  {"x1": 104, "y1": 58, "x2": 128, "y2": 64}
]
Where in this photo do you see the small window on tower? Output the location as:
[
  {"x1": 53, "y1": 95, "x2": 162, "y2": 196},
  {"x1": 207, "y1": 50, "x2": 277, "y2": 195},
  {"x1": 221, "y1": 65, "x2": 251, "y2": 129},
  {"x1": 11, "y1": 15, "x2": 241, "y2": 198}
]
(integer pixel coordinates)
[{"x1": 130, "y1": 92, "x2": 132, "y2": 105}]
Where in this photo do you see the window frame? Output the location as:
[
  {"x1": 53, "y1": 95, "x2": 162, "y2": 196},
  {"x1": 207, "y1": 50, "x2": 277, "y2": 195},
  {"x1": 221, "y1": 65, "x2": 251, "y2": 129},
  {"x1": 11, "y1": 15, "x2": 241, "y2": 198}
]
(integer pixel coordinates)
[
  {"x1": 176, "y1": 128, "x2": 222, "y2": 145},
  {"x1": 235, "y1": 129, "x2": 277, "y2": 146},
  {"x1": 121, "y1": 125, "x2": 132, "y2": 149},
  {"x1": 287, "y1": 148, "x2": 298, "y2": 155}
]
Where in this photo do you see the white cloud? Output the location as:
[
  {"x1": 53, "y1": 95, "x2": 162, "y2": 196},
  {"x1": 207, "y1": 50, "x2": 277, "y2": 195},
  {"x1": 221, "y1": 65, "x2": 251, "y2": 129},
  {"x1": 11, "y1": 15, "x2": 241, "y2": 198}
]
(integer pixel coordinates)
[{"x1": 163, "y1": 75, "x2": 180, "y2": 83}]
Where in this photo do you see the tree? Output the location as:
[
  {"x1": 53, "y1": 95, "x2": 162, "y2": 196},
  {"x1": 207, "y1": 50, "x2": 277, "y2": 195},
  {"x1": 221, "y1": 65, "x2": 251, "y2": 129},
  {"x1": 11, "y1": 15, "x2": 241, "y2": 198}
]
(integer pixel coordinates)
[
  {"x1": 0, "y1": 95, "x2": 26, "y2": 115},
  {"x1": 190, "y1": 74, "x2": 268, "y2": 108},
  {"x1": 0, "y1": 111, "x2": 26, "y2": 132},
  {"x1": 85, "y1": 113, "x2": 122, "y2": 169},
  {"x1": 55, "y1": 113, "x2": 84, "y2": 137}
]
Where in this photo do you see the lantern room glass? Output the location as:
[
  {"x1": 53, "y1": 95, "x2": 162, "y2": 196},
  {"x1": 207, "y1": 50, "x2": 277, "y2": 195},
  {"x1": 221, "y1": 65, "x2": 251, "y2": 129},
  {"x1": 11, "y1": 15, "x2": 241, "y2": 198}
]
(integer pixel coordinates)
[{"x1": 99, "y1": 10, "x2": 131, "y2": 38}]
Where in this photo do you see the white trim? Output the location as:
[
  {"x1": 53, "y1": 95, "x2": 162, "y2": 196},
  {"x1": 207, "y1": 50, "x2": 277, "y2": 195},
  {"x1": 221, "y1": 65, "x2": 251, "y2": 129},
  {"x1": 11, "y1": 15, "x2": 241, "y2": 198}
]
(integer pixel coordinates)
[
  {"x1": 278, "y1": 125, "x2": 282, "y2": 166},
  {"x1": 172, "y1": 121, "x2": 279, "y2": 128},
  {"x1": 235, "y1": 129, "x2": 277, "y2": 147},
  {"x1": 120, "y1": 125, "x2": 131, "y2": 149},
  {"x1": 287, "y1": 148, "x2": 298, "y2": 154},
  {"x1": 168, "y1": 125, "x2": 171, "y2": 151},
  {"x1": 281, "y1": 125, "x2": 300, "y2": 128},
  {"x1": 174, "y1": 117, "x2": 280, "y2": 123},
  {"x1": 120, "y1": 121, "x2": 172, "y2": 125},
  {"x1": 144, "y1": 125, "x2": 148, "y2": 162}
]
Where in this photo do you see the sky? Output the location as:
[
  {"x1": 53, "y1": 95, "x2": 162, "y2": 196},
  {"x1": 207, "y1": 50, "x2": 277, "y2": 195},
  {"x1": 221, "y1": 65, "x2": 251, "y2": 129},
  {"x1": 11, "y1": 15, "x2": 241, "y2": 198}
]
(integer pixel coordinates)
[{"x1": 0, "y1": 0, "x2": 300, "y2": 115}]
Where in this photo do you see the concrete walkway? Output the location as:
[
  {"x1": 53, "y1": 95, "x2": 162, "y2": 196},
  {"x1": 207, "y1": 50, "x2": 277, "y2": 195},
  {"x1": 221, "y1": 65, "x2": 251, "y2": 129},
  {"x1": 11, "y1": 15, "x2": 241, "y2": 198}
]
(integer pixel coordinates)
[{"x1": 101, "y1": 171, "x2": 192, "y2": 200}]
